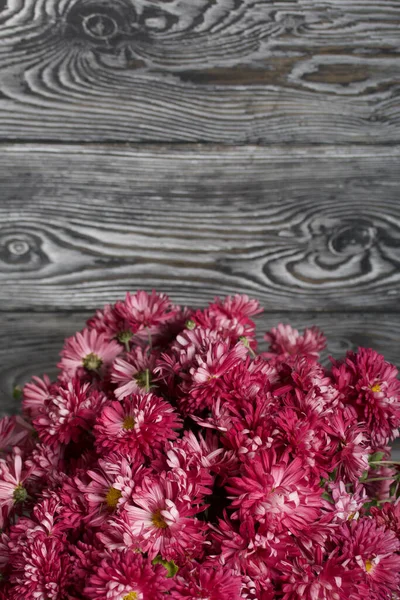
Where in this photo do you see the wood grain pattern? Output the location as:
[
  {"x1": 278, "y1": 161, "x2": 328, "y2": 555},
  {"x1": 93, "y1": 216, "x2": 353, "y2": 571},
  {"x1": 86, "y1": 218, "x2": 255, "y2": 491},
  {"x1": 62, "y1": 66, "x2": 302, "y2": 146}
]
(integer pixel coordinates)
[
  {"x1": 1, "y1": 144, "x2": 400, "y2": 311},
  {"x1": 2, "y1": 309, "x2": 400, "y2": 456},
  {"x1": 0, "y1": 0, "x2": 399, "y2": 142}
]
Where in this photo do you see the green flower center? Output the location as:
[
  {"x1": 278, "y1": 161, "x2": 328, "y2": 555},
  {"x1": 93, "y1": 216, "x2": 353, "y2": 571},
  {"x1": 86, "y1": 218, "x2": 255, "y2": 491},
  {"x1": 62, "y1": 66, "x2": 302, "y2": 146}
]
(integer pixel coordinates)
[
  {"x1": 13, "y1": 484, "x2": 27, "y2": 504},
  {"x1": 117, "y1": 330, "x2": 133, "y2": 344},
  {"x1": 82, "y1": 352, "x2": 103, "y2": 371}
]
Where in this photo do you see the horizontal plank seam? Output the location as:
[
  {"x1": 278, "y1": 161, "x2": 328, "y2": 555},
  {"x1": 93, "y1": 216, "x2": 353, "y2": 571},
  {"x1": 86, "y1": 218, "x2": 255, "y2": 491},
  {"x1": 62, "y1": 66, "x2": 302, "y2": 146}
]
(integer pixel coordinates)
[
  {"x1": 2, "y1": 309, "x2": 400, "y2": 316},
  {"x1": 1, "y1": 139, "x2": 400, "y2": 149}
]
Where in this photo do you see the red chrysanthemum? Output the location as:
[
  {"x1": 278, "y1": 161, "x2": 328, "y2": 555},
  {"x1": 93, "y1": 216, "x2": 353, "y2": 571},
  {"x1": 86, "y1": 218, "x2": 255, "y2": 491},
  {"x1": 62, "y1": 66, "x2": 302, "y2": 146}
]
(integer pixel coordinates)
[
  {"x1": 170, "y1": 563, "x2": 242, "y2": 600},
  {"x1": 85, "y1": 550, "x2": 173, "y2": 600},
  {"x1": 331, "y1": 347, "x2": 400, "y2": 447},
  {"x1": 94, "y1": 393, "x2": 181, "y2": 458},
  {"x1": 227, "y1": 451, "x2": 326, "y2": 535}
]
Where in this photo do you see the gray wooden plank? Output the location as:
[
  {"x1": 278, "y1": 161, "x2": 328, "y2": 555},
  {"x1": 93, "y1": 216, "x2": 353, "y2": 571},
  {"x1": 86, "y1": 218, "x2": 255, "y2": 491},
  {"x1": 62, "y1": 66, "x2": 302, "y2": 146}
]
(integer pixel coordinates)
[
  {"x1": 1, "y1": 144, "x2": 400, "y2": 311},
  {"x1": 1, "y1": 310, "x2": 399, "y2": 456},
  {"x1": 0, "y1": 0, "x2": 399, "y2": 143}
]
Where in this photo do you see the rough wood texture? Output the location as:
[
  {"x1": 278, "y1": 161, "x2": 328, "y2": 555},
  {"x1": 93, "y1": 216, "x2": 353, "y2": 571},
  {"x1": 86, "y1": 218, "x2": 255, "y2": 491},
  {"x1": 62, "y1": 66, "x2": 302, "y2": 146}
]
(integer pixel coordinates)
[
  {"x1": 0, "y1": 0, "x2": 399, "y2": 143},
  {"x1": 1, "y1": 144, "x2": 400, "y2": 311}
]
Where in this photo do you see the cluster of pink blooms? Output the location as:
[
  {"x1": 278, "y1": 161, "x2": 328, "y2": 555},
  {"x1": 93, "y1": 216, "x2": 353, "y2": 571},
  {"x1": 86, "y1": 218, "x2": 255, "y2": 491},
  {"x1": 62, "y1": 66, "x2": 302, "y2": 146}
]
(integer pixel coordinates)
[{"x1": 0, "y1": 290, "x2": 400, "y2": 599}]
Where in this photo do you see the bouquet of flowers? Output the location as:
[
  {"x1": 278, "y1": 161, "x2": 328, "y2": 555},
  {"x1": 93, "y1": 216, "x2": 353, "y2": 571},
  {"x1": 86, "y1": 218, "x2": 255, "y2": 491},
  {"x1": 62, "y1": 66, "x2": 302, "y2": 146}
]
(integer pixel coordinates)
[{"x1": 0, "y1": 290, "x2": 399, "y2": 600}]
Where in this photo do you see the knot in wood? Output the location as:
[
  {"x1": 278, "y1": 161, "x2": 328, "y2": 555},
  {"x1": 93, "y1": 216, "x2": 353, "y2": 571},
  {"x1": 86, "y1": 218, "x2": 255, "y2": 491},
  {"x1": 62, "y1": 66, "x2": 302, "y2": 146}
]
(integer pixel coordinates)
[
  {"x1": 82, "y1": 13, "x2": 118, "y2": 39},
  {"x1": 329, "y1": 222, "x2": 375, "y2": 256},
  {"x1": 65, "y1": 0, "x2": 136, "y2": 47},
  {"x1": 0, "y1": 231, "x2": 48, "y2": 272}
]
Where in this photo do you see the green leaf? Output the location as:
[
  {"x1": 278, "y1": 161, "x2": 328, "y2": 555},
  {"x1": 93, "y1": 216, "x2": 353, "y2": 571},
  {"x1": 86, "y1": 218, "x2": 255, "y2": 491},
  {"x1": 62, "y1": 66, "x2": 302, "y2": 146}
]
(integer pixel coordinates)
[
  {"x1": 152, "y1": 556, "x2": 179, "y2": 578},
  {"x1": 13, "y1": 386, "x2": 22, "y2": 401},
  {"x1": 321, "y1": 491, "x2": 334, "y2": 505},
  {"x1": 368, "y1": 452, "x2": 385, "y2": 466},
  {"x1": 328, "y1": 468, "x2": 337, "y2": 482},
  {"x1": 359, "y1": 470, "x2": 369, "y2": 482}
]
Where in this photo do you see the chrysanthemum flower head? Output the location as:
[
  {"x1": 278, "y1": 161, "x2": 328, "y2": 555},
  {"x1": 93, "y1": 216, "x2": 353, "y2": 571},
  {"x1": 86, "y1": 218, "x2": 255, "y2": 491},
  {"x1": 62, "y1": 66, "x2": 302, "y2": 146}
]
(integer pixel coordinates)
[
  {"x1": 337, "y1": 517, "x2": 400, "y2": 599},
  {"x1": 170, "y1": 562, "x2": 242, "y2": 600},
  {"x1": 331, "y1": 347, "x2": 400, "y2": 447},
  {"x1": 85, "y1": 550, "x2": 173, "y2": 600},
  {"x1": 263, "y1": 323, "x2": 326, "y2": 363},
  {"x1": 58, "y1": 327, "x2": 121, "y2": 378},
  {"x1": 111, "y1": 346, "x2": 157, "y2": 399},
  {"x1": 94, "y1": 392, "x2": 181, "y2": 458},
  {"x1": 126, "y1": 472, "x2": 207, "y2": 561},
  {"x1": 227, "y1": 451, "x2": 326, "y2": 535},
  {"x1": 33, "y1": 377, "x2": 107, "y2": 447}
]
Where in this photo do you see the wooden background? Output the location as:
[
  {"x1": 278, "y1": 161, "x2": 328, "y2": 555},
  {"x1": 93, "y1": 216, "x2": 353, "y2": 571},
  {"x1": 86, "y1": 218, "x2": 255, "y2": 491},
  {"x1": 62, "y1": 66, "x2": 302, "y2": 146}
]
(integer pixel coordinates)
[{"x1": 0, "y1": 0, "x2": 399, "y2": 456}]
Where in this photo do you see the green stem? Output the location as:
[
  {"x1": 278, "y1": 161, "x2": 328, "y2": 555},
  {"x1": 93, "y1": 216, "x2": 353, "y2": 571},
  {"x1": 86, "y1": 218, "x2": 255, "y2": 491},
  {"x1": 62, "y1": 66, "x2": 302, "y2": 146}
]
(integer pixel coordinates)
[
  {"x1": 364, "y1": 477, "x2": 396, "y2": 483},
  {"x1": 370, "y1": 461, "x2": 400, "y2": 466},
  {"x1": 145, "y1": 368, "x2": 150, "y2": 393}
]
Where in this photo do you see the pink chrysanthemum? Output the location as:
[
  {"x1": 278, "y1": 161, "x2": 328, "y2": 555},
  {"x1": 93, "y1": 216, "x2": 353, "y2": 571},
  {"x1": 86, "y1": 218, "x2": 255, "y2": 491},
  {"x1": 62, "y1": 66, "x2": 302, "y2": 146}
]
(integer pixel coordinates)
[
  {"x1": 115, "y1": 290, "x2": 179, "y2": 337},
  {"x1": 7, "y1": 535, "x2": 72, "y2": 600},
  {"x1": 263, "y1": 323, "x2": 326, "y2": 363},
  {"x1": 33, "y1": 378, "x2": 107, "y2": 447},
  {"x1": 0, "y1": 454, "x2": 31, "y2": 517},
  {"x1": 338, "y1": 517, "x2": 400, "y2": 599},
  {"x1": 85, "y1": 550, "x2": 173, "y2": 600},
  {"x1": 182, "y1": 338, "x2": 249, "y2": 413},
  {"x1": 170, "y1": 563, "x2": 242, "y2": 600},
  {"x1": 371, "y1": 498, "x2": 400, "y2": 538},
  {"x1": 126, "y1": 472, "x2": 207, "y2": 560},
  {"x1": 329, "y1": 481, "x2": 368, "y2": 522},
  {"x1": 325, "y1": 412, "x2": 370, "y2": 482},
  {"x1": 280, "y1": 549, "x2": 350, "y2": 600},
  {"x1": 111, "y1": 346, "x2": 157, "y2": 399},
  {"x1": 22, "y1": 374, "x2": 56, "y2": 419},
  {"x1": 331, "y1": 347, "x2": 400, "y2": 446},
  {"x1": 227, "y1": 451, "x2": 326, "y2": 535},
  {"x1": 94, "y1": 393, "x2": 181, "y2": 458},
  {"x1": 86, "y1": 301, "x2": 135, "y2": 343},
  {"x1": 0, "y1": 416, "x2": 31, "y2": 451},
  {"x1": 81, "y1": 456, "x2": 139, "y2": 526},
  {"x1": 58, "y1": 327, "x2": 121, "y2": 378}
]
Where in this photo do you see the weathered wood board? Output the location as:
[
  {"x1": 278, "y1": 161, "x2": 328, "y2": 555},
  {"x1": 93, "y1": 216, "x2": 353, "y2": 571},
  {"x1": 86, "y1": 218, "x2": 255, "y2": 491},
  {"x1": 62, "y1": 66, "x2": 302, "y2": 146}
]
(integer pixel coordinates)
[
  {"x1": 0, "y1": 0, "x2": 399, "y2": 143},
  {"x1": 1, "y1": 144, "x2": 400, "y2": 311}
]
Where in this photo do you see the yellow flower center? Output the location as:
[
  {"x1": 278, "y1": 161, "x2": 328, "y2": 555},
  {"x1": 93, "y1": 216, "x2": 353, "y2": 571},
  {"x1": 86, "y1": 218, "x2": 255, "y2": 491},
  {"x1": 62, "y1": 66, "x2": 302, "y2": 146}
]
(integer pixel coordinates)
[
  {"x1": 105, "y1": 486, "x2": 122, "y2": 509},
  {"x1": 370, "y1": 382, "x2": 381, "y2": 393},
  {"x1": 122, "y1": 415, "x2": 135, "y2": 430},
  {"x1": 82, "y1": 352, "x2": 103, "y2": 371},
  {"x1": 151, "y1": 508, "x2": 168, "y2": 529},
  {"x1": 365, "y1": 558, "x2": 374, "y2": 573},
  {"x1": 123, "y1": 593, "x2": 138, "y2": 600}
]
